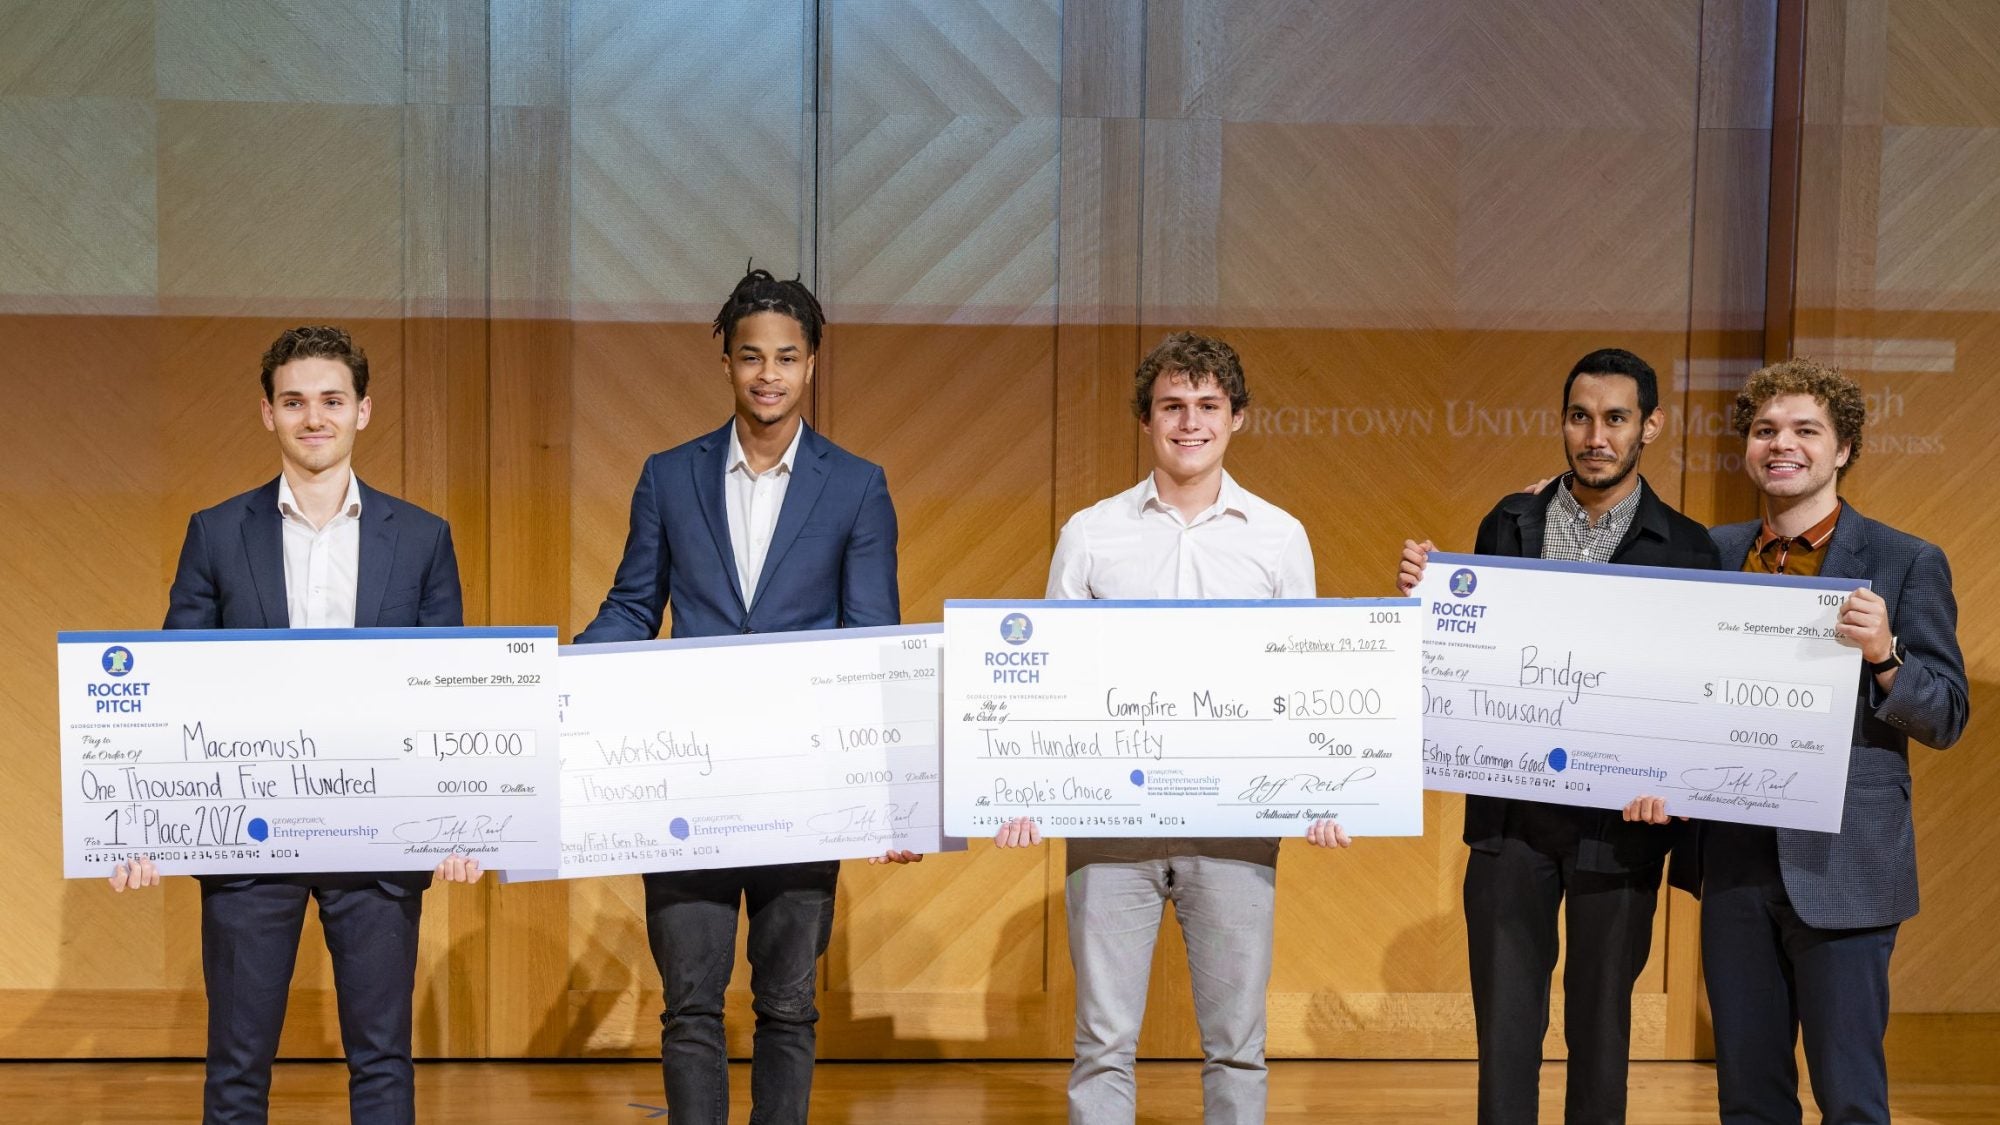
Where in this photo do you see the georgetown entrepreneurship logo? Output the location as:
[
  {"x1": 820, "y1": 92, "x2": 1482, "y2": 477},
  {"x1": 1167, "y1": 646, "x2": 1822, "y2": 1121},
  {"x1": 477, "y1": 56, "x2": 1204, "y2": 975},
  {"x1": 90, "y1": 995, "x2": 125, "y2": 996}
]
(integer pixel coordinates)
[
  {"x1": 102, "y1": 646, "x2": 135, "y2": 676},
  {"x1": 1450, "y1": 569, "x2": 1477, "y2": 597}
]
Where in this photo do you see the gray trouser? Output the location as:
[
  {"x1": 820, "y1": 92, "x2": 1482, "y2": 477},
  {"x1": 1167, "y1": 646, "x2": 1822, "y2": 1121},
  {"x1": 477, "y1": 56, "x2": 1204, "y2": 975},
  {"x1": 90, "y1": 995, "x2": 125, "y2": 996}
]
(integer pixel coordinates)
[{"x1": 1066, "y1": 855, "x2": 1276, "y2": 1125}]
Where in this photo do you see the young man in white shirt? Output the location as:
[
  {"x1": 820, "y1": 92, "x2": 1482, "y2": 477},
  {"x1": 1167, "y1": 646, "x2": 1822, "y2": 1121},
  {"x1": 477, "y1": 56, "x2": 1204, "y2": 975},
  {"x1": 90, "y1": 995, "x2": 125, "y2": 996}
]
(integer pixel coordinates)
[{"x1": 997, "y1": 332, "x2": 1349, "y2": 1125}]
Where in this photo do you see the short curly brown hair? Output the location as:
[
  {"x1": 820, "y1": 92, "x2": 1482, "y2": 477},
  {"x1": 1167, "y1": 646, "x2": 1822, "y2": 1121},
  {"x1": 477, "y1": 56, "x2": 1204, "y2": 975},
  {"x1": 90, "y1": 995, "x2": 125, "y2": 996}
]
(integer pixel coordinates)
[
  {"x1": 1133, "y1": 332, "x2": 1250, "y2": 419},
  {"x1": 1731, "y1": 358, "x2": 1866, "y2": 477},
  {"x1": 260, "y1": 325, "x2": 369, "y2": 401}
]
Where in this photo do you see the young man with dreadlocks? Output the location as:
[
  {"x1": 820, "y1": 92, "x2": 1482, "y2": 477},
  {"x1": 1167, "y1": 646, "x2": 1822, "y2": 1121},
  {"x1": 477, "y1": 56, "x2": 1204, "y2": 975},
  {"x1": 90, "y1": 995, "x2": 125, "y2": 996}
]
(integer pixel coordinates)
[{"x1": 577, "y1": 268, "x2": 911, "y2": 1124}]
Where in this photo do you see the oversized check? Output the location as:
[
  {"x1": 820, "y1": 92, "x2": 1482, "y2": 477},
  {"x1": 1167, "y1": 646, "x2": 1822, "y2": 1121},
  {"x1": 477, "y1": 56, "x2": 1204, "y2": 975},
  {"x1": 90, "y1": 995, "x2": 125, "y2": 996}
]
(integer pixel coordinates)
[
  {"x1": 1413, "y1": 553, "x2": 1866, "y2": 831},
  {"x1": 59, "y1": 627, "x2": 561, "y2": 877},
  {"x1": 516, "y1": 624, "x2": 949, "y2": 879},
  {"x1": 943, "y1": 600, "x2": 1424, "y2": 837}
]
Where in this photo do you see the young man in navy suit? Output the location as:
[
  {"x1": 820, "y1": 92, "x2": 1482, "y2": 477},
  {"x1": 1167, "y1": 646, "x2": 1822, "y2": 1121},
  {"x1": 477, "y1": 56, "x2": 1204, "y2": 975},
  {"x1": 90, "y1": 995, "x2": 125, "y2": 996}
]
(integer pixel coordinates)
[
  {"x1": 1627, "y1": 359, "x2": 1968, "y2": 1124},
  {"x1": 110, "y1": 326, "x2": 481, "y2": 1124},
  {"x1": 578, "y1": 268, "x2": 913, "y2": 1124}
]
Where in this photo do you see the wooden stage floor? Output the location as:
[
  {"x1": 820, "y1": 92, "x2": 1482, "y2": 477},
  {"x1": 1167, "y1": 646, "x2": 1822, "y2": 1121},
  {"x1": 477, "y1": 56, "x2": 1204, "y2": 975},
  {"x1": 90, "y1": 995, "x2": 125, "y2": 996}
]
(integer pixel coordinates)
[{"x1": 0, "y1": 1059, "x2": 1992, "y2": 1123}]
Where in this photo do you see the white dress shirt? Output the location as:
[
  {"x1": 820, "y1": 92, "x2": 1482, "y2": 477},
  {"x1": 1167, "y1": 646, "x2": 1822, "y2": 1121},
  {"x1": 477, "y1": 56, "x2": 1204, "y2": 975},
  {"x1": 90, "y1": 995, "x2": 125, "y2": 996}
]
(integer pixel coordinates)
[
  {"x1": 1047, "y1": 470, "x2": 1315, "y2": 868},
  {"x1": 276, "y1": 472, "x2": 364, "y2": 628},
  {"x1": 1046, "y1": 471, "x2": 1316, "y2": 601},
  {"x1": 725, "y1": 423, "x2": 803, "y2": 605}
]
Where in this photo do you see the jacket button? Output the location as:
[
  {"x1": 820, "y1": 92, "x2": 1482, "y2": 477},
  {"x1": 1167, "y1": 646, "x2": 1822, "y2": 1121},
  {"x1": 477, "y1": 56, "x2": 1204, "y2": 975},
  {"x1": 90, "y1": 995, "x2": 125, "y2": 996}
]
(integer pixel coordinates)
[{"x1": 742, "y1": 626, "x2": 754, "y2": 634}]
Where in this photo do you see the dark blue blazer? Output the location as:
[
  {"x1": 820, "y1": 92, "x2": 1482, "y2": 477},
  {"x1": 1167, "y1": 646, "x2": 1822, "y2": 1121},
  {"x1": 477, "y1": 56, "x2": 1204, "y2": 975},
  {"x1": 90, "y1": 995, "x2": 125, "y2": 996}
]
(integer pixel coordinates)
[
  {"x1": 165, "y1": 476, "x2": 464, "y2": 892},
  {"x1": 1685, "y1": 501, "x2": 1969, "y2": 928},
  {"x1": 577, "y1": 420, "x2": 899, "y2": 642}
]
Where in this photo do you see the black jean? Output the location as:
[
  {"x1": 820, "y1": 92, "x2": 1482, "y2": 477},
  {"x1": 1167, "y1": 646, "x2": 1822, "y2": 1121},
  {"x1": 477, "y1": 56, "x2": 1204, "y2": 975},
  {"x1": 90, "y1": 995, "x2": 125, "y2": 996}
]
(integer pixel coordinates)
[
  {"x1": 1463, "y1": 808, "x2": 1662, "y2": 1125},
  {"x1": 644, "y1": 860, "x2": 840, "y2": 1125}
]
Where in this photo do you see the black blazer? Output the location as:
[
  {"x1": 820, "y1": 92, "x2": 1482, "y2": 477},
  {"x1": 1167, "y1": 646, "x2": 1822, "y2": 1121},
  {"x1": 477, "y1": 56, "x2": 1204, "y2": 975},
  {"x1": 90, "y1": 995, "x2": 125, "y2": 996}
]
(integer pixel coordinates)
[
  {"x1": 1680, "y1": 502, "x2": 1968, "y2": 928},
  {"x1": 165, "y1": 476, "x2": 464, "y2": 893},
  {"x1": 1463, "y1": 476, "x2": 1721, "y2": 874}
]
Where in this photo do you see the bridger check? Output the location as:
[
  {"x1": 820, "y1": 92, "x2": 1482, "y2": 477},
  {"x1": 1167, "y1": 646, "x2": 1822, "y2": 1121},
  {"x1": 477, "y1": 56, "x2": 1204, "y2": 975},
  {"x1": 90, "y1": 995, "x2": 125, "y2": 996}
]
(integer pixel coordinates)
[
  {"x1": 60, "y1": 627, "x2": 560, "y2": 877},
  {"x1": 944, "y1": 599, "x2": 1424, "y2": 837},
  {"x1": 515, "y1": 624, "x2": 950, "y2": 880},
  {"x1": 1413, "y1": 553, "x2": 1865, "y2": 831}
]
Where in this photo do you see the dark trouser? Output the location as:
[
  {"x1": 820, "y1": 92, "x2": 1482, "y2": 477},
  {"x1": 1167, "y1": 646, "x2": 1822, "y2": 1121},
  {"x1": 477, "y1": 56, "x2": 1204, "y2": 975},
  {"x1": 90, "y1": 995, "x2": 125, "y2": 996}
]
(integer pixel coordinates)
[
  {"x1": 644, "y1": 860, "x2": 839, "y2": 1125},
  {"x1": 1701, "y1": 823, "x2": 1898, "y2": 1125},
  {"x1": 1463, "y1": 809, "x2": 1662, "y2": 1125},
  {"x1": 200, "y1": 877, "x2": 423, "y2": 1125}
]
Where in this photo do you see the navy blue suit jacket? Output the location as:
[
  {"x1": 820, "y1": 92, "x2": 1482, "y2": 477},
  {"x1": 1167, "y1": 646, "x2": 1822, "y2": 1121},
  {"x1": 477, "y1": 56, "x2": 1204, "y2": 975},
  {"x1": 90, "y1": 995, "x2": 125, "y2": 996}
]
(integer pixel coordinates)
[
  {"x1": 577, "y1": 420, "x2": 899, "y2": 642},
  {"x1": 165, "y1": 476, "x2": 464, "y2": 892},
  {"x1": 1681, "y1": 501, "x2": 1968, "y2": 929}
]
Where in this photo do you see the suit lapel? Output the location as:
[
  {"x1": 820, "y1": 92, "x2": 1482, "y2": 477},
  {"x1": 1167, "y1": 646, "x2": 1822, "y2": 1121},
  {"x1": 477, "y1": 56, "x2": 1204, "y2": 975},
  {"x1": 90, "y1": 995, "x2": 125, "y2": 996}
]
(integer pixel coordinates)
[
  {"x1": 354, "y1": 481, "x2": 398, "y2": 628},
  {"x1": 692, "y1": 420, "x2": 747, "y2": 611},
  {"x1": 1819, "y1": 499, "x2": 1868, "y2": 582},
  {"x1": 750, "y1": 426, "x2": 831, "y2": 612},
  {"x1": 241, "y1": 479, "x2": 289, "y2": 627}
]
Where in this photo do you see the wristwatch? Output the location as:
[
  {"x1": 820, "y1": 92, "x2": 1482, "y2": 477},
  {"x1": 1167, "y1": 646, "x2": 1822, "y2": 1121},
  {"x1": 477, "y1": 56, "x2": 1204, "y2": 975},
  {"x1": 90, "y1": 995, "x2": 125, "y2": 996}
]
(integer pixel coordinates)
[{"x1": 1866, "y1": 635, "x2": 1905, "y2": 675}]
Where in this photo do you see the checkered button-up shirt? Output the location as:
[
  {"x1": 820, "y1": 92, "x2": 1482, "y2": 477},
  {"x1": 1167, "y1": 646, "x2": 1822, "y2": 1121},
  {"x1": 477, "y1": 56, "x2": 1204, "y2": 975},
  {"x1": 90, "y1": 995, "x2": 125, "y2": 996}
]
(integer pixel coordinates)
[{"x1": 1541, "y1": 474, "x2": 1643, "y2": 563}]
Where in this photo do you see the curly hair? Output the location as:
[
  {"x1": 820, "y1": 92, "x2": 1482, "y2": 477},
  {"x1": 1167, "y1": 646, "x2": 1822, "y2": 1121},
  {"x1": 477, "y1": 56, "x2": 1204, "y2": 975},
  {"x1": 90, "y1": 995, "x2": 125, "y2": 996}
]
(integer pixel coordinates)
[
  {"x1": 1731, "y1": 358, "x2": 1867, "y2": 476},
  {"x1": 1133, "y1": 332, "x2": 1250, "y2": 419},
  {"x1": 260, "y1": 326, "x2": 369, "y2": 401}
]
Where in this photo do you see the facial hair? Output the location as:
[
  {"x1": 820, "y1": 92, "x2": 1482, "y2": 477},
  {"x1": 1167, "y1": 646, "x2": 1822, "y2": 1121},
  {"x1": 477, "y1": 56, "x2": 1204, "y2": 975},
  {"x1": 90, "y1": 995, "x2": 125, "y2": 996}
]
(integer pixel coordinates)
[{"x1": 1569, "y1": 437, "x2": 1643, "y2": 494}]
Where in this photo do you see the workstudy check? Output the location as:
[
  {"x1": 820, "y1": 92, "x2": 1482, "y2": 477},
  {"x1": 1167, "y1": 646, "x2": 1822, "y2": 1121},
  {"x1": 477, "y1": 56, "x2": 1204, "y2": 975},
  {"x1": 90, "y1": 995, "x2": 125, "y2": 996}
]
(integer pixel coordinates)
[{"x1": 510, "y1": 624, "x2": 951, "y2": 880}]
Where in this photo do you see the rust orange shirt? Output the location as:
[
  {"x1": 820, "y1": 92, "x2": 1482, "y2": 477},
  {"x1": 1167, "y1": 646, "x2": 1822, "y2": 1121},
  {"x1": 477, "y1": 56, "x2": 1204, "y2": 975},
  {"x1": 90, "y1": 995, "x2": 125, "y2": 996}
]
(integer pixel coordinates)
[{"x1": 1744, "y1": 505, "x2": 1841, "y2": 576}]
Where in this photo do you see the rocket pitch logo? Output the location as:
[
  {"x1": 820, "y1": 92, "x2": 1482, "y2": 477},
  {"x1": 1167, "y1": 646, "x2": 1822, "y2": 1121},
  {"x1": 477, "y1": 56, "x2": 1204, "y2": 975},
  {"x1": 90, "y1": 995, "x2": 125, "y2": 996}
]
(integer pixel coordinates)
[
  {"x1": 986, "y1": 611, "x2": 1048, "y2": 683},
  {"x1": 87, "y1": 644, "x2": 152, "y2": 713},
  {"x1": 1432, "y1": 569, "x2": 1489, "y2": 636}
]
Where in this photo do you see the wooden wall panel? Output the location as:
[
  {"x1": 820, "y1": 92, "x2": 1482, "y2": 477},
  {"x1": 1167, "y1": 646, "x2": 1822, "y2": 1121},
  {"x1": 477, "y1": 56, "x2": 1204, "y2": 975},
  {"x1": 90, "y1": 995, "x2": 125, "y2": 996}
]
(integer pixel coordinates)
[
  {"x1": 5, "y1": 0, "x2": 1995, "y2": 1072},
  {"x1": 1774, "y1": 0, "x2": 2000, "y2": 1040}
]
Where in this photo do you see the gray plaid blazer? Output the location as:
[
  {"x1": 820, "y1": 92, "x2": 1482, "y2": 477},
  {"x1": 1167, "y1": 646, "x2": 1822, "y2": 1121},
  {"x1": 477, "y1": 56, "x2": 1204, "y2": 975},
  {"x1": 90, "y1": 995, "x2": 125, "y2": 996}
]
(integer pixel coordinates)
[{"x1": 1690, "y1": 501, "x2": 1969, "y2": 929}]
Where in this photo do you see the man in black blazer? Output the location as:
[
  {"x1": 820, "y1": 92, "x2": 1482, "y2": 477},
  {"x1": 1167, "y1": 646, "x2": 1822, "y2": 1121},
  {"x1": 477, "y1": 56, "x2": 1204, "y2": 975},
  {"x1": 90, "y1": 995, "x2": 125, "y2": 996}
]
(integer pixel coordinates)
[
  {"x1": 1632, "y1": 359, "x2": 1968, "y2": 1124},
  {"x1": 111, "y1": 326, "x2": 478, "y2": 1125},
  {"x1": 1400, "y1": 349, "x2": 1719, "y2": 1124}
]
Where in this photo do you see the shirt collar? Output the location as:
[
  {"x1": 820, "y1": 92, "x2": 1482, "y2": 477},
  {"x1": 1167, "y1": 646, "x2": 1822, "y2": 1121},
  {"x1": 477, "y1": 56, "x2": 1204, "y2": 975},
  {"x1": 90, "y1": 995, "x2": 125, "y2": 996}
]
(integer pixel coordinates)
[
  {"x1": 728, "y1": 421, "x2": 804, "y2": 478},
  {"x1": 1136, "y1": 470, "x2": 1251, "y2": 524},
  {"x1": 1756, "y1": 503, "x2": 1841, "y2": 555},
  {"x1": 277, "y1": 471, "x2": 362, "y2": 525},
  {"x1": 1551, "y1": 473, "x2": 1642, "y2": 530}
]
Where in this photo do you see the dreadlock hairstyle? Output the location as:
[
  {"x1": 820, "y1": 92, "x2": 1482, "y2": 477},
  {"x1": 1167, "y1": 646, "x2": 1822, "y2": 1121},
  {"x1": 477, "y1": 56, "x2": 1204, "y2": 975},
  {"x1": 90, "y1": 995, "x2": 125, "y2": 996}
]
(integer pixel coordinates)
[{"x1": 712, "y1": 266, "x2": 827, "y2": 355}]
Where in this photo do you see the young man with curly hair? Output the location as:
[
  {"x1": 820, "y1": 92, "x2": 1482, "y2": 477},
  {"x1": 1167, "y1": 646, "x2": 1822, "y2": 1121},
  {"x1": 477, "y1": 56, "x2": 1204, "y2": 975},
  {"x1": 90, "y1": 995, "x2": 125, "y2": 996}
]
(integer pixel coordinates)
[
  {"x1": 995, "y1": 332, "x2": 1348, "y2": 1125},
  {"x1": 1629, "y1": 359, "x2": 1969, "y2": 1124}
]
